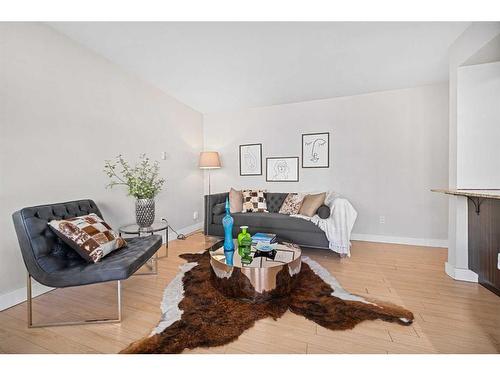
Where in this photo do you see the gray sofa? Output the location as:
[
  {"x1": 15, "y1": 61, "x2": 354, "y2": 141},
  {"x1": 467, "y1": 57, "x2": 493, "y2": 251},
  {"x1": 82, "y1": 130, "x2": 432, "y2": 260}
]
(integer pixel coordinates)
[{"x1": 204, "y1": 192, "x2": 329, "y2": 249}]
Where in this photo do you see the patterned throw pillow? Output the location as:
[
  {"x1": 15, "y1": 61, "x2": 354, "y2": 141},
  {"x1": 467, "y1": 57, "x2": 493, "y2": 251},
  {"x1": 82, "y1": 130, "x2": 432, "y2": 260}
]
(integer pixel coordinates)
[
  {"x1": 279, "y1": 193, "x2": 305, "y2": 215},
  {"x1": 48, "y1": 213, "x2": 126, "y2": 263},
  {"x1": 242, "y1": 189, "x2": 268, "y2": 213}
]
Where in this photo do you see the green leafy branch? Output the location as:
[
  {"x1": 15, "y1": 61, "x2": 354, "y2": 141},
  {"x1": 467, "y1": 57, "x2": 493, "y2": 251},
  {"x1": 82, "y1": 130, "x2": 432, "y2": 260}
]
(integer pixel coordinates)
[{"x1": 104, "y1": 154, "x2": 165, "y2": 199}]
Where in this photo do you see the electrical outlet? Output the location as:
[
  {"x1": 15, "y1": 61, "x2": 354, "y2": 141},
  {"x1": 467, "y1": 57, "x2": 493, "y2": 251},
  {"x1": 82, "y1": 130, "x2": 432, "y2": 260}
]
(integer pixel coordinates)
[
  {"x1": 193, "y1": 211, "x2": 199, "y2": 220},
  {"x1": 379, "y1": 215, "x2": 386, "y2": 224}
]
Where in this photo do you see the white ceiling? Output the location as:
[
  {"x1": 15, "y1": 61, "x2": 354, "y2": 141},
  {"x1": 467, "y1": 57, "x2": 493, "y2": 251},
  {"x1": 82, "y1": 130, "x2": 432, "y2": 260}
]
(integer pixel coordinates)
[{"x1": 49, "y1": 22, "x2": 469, "y2": 114}]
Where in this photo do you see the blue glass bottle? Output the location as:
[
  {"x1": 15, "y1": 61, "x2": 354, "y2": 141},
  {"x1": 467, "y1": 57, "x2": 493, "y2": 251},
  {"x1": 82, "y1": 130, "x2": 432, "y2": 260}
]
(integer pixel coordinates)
[
  {"x1": 222, "y1": 197, "x2": 235, "y2": 255},
  {"x1": 224, "y1": 249, "x2": 234, "y2": 266}
]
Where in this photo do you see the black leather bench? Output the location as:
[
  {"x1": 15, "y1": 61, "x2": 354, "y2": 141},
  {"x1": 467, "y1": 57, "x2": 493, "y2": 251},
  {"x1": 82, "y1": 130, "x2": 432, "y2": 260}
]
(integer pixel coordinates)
[{"x1": 12, "y1": 199, "x2": 162, "y2": 327}]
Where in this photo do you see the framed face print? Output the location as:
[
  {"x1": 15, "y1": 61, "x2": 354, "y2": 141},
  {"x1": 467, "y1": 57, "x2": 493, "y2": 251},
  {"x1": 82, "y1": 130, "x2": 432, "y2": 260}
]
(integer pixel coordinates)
[
  {"x1": 302, "y1": 132, "x2": 330, "y2": 168},
  {"x1": 266, "y1": 157, "x2": 299, "y2": 182}
]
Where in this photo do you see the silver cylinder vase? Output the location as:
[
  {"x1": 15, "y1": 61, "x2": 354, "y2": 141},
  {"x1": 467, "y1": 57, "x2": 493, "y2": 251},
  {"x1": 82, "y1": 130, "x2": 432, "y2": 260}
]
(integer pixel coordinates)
[{"x1": 135, "y1": 198, "x2": 155, "y2": 227}]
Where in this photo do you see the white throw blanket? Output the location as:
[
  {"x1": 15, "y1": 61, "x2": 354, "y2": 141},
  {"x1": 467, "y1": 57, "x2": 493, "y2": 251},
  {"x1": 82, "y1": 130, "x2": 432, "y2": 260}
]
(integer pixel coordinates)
[{"x1": 292, "y1": 192, "x2": 357, "y2": 256}]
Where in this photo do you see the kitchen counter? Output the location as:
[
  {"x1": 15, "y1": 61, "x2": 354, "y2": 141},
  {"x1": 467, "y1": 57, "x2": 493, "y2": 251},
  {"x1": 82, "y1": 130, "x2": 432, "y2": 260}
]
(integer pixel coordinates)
[
  {"x1": 432, "y1": 188, "x2": 500, "y2": 296},
  {"x1": 431, "y1": 189, "x2": 500, "y2": 200}
]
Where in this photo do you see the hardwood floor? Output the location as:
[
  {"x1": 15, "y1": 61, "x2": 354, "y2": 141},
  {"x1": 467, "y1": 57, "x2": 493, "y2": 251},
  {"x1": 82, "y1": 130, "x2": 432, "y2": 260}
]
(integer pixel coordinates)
[{"x1": 1, "y1": 232, "x2": 499, "y2": 354}]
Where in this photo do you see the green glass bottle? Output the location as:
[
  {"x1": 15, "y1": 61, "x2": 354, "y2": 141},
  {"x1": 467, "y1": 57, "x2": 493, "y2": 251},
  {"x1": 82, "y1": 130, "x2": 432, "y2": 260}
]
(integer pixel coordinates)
[
  {"x1": 239, "y1": 236, "x2": 253, "y2": 264},
  {"x1": 237, "y1": 226, "x2": 251, "y2": 245},
  {"x1": 237, "y1": 226, "x2": 252, "y2": 255}
]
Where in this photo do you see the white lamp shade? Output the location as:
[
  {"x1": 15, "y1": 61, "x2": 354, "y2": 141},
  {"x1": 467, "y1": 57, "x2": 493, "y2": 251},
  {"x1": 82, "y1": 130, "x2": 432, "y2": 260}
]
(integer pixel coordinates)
[{"x1": 199, "y1": 151, "x2": 221, "y2": 169}]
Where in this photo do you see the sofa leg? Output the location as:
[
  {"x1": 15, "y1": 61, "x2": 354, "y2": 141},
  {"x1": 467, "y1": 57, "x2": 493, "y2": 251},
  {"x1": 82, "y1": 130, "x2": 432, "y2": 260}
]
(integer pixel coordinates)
[{"x1": 26, "y1": 274, "x2": 122, "y2": 328}]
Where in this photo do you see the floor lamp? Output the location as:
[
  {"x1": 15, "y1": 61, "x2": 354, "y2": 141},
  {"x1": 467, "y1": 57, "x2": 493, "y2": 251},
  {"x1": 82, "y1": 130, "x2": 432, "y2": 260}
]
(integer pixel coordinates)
[{"x1": 199, "y1": 151, "x2": 221, "y2": 235}]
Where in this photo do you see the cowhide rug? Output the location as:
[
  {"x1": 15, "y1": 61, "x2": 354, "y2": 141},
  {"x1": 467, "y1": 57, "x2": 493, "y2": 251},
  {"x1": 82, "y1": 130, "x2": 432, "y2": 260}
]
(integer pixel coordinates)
[{"x1": 121, "y1": 251, "x2": 413, "y2": 354}]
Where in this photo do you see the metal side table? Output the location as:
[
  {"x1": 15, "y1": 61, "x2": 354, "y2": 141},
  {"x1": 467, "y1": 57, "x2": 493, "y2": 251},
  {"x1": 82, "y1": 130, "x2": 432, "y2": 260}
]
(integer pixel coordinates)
[{"x1": 119, "y1": 220, "x2": 169, "y2": 275}]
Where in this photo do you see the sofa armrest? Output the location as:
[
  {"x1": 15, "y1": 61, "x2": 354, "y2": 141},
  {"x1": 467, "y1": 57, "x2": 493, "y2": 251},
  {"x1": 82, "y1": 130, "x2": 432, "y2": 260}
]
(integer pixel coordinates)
[{"x1": 204, "y1": 192, "x2": 229, "y2": 234}]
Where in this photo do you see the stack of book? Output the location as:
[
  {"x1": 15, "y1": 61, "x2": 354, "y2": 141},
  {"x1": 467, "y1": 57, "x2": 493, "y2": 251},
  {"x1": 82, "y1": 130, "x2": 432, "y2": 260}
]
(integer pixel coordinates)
[{"x1": 251, "y1": 233, "x2": 277, "y2": 252}]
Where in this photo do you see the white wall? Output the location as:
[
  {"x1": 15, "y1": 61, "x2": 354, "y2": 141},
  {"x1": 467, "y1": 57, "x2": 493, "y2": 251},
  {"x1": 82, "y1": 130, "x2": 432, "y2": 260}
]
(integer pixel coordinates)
[
  {"x1": 457, "y1": 61, "x2": 500, "y2": 189},
  {"x1": 464, "y1": 34, "x2": 500, "y2": 66},
  {"x1": 204, "y1": 84, "x2": 449, "y2": 245},
  {"x1": 0, "y1": 23, "x2": 204, "y2": 308},
  {"x1": 446, "y1": 23, "x2": 500, "y2": 282}
]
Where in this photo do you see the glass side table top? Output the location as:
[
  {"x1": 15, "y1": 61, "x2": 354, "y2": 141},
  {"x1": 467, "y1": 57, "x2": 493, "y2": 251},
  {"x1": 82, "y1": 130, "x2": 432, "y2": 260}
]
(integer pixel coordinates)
[
  {"x1": 209, "y1": 239, "x2": 301, "y2": 269},
  {"x1": 119, "y1": 221, "x2": 168, "y2": 235}
]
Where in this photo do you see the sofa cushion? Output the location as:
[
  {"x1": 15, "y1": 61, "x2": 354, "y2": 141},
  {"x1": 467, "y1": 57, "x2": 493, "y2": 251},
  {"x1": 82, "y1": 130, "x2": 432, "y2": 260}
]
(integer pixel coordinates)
[
  {"x1": 213, "y1": 212, "x2": 324, "y2": 234},
  {"x1": 213, "y1": 202, "x2": 226, "y2": 215},
  {"x1": 38, "y1": 235, "x2": 161, "y2": 288},
  {"x1": 264, "y1": 192, "x2": 287, "y2": 213}
]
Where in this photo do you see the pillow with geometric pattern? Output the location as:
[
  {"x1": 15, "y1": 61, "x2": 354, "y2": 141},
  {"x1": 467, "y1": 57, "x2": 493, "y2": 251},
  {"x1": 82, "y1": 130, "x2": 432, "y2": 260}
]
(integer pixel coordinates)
[
  {"x1": 242, "y1": 189, "x2": 268, "y2": 213},
  {"x1": 48, "y1": 213, "x2": 126, "y2": 263},
  {"x1": 279, "y1": 193, "x2": 305, "y2": 215}
]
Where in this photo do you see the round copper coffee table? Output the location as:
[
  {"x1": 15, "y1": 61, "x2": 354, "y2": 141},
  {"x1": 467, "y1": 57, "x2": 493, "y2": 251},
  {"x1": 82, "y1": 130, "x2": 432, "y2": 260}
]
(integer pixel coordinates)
[{"x1": 209, "y1": 239, "x2": 302, "y2": 301}]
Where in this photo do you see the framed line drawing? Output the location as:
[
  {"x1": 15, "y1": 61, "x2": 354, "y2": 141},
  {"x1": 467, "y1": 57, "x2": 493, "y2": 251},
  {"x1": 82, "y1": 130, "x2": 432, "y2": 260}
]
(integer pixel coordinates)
[
  {"x1": 302, "y1": 132, "x2": 330, "y2": 168},
  {"x1": 266, "y1": 157, "x2": 299, "y2": 182},
  {"x1": 239, "y1": 143, "x2": 262, "y2": 176}
]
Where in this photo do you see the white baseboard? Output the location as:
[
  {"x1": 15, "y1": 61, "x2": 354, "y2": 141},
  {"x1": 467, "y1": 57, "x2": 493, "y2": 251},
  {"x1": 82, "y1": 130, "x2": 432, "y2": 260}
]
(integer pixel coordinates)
[
  {"x1": 445, "y1": 262, "x2": 478, "y2": 283},
  {"x1": 176, "y1": 221, "x2": 203, "y2": 236},
  {"x1": 0, "y1": 280, "x2": 53, "y2": 312},
  {"x1": 351, "y1": 233, "x2": 448, "y2": 248},
  {"x1": 164, "y1": 222, "x2": 203, "y2": 242},
  {"x1": 0, "y1": 221, "x2": 204, "y2": 312}
]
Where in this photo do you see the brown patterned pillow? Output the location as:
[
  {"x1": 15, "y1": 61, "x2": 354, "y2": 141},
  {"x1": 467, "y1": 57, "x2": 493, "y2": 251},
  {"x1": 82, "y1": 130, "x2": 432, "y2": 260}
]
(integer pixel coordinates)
[
  {"x1": 279, "y1": 193, "x2": 305, "y2": 215},
  {"x1": 242, "y1": 189, "x2": 268, "y2": 213},
  {"x1": 48, "y1": 213, "x2": 126, "y2": 263}
]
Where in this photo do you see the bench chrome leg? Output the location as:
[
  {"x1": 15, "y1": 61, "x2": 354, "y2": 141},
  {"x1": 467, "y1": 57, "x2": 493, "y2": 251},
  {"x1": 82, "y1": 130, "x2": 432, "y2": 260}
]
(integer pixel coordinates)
[
  {"x1": 26, "y1": 275, "x2": 122, "y2": 328},
  {"x1": 133, "y1": 251, "x2": 159, "y2": 276}
]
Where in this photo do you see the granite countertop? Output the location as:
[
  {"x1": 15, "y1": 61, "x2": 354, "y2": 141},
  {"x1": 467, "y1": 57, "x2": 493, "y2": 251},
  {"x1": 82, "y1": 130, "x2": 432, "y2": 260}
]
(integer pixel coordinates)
[{"x1": 431, "y1": 189, "x2": 500, "y2": 200}]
